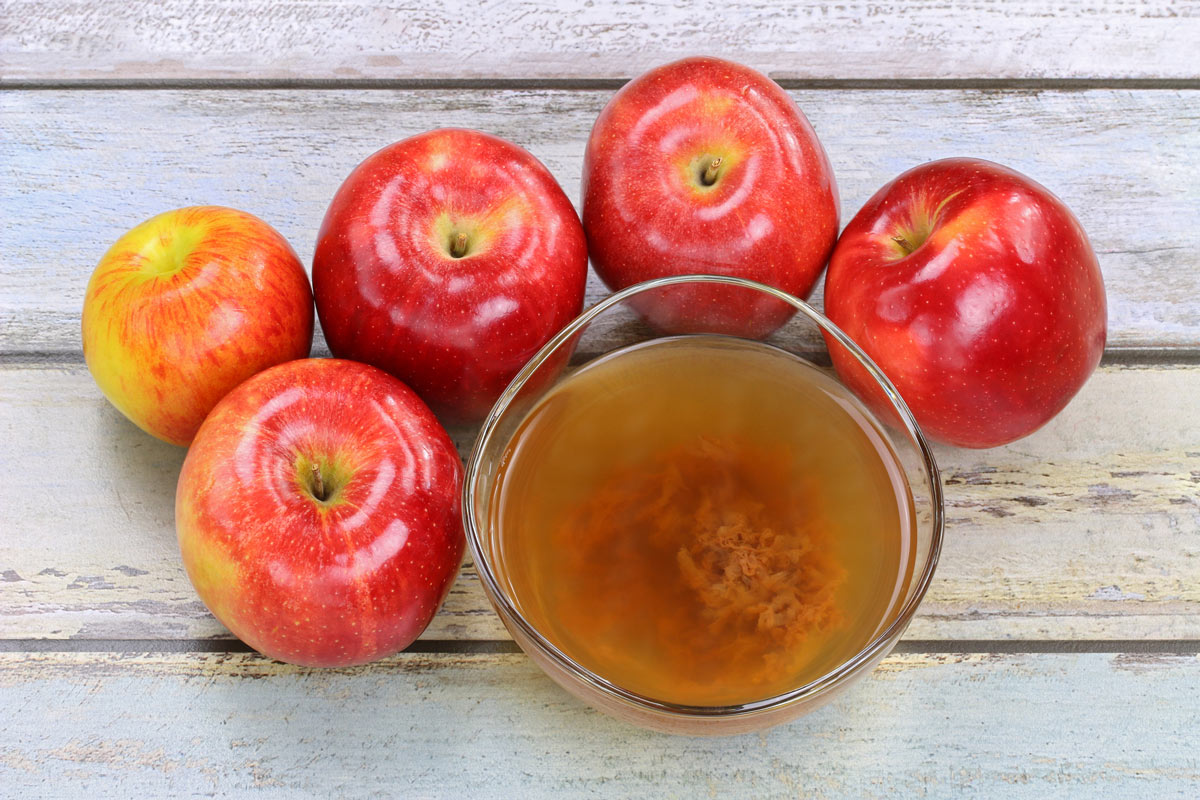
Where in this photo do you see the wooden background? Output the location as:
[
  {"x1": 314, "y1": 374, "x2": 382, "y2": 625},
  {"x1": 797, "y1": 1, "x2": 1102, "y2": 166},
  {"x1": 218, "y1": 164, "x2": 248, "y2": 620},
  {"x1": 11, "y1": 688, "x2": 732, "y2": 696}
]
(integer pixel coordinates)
[{"x1": 2, "y1": 1, "x2": 1199, "y2": 796}]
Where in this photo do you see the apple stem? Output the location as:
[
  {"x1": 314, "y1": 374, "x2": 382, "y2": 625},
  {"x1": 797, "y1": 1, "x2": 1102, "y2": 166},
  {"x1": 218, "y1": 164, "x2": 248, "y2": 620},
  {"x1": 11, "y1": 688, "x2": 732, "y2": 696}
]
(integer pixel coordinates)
[
  {"x1": 891, "y1": 234, "x2": 917, "y2": 255},
  {"x1": 449, "y1": 232, "x2": 469, "y2": 259},
  {"x1": 701, "y1": 157, "x2": 723, "y2": 186},
  {"x1": 310, "y1": 462, "x2": 327, "y2": 502}
]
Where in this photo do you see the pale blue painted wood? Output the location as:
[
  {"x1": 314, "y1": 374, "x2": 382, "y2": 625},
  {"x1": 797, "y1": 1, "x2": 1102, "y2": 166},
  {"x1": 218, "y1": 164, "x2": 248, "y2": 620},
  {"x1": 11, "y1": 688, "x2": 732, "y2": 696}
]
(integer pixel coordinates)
[
  {"x1": 3, "y1": 364, "x2": 1198, "y2": 643},
  {"x1": 1, "y1": 88, "x2": 1198, "y2": 354},
  {"x1": 1, "y1": 651, "x2": 1198, "y2": 798},
  {"x1": 0, "y1": 2, "x2": 1196, "y2": 796}
]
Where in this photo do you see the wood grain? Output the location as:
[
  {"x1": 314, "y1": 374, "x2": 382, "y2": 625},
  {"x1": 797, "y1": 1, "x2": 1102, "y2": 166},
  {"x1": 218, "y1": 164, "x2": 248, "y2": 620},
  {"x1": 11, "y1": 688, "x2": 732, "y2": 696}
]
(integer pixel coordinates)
[
  {"x1": 2, "y1": 88, "x2": 1198, "y2": 355},
  {"x1": 0, "y1": 363, "x2": 495, "y2": 642},
  {"x1": 2, "y1": 0, "x2": 1197, "y2": 82},
  {"x1": 3, "y1": 362, "x2": 1197, "y2": 643},
  {"x1": 2, "y1": 650, "x2": 1199, "y2": 797},
  {"x1": 2, "y1": 1, "x2": 1196, "y2": 790}
]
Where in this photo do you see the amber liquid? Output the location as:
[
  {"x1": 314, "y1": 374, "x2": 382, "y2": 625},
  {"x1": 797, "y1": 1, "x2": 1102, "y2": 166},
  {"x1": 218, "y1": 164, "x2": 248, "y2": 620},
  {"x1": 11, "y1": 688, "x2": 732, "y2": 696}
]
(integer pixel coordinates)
[{"x1": 490, "y1": 336, "x2": 916, "y2": 707}]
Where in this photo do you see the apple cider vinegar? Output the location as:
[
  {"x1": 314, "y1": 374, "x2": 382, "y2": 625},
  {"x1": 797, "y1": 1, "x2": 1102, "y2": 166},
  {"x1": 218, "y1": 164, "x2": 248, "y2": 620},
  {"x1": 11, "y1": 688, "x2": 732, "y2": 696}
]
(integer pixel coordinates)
[{"x1": 490, "y1": 336, "x2": 917, "y2": 707}]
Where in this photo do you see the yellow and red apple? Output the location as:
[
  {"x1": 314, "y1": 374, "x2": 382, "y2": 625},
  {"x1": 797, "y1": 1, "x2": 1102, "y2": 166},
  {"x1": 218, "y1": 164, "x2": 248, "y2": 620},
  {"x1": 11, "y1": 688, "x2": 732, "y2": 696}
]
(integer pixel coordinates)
[
  {"x1": 176, "y1": 358, "x2": 465, "y2": 667},
  {"x1": 82, "y1": 206, "x2": 314, "y2": 445}
]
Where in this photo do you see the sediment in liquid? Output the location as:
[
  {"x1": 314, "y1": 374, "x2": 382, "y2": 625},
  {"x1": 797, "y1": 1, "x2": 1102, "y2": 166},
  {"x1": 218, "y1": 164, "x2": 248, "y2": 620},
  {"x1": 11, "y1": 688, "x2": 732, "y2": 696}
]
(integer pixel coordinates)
[{"x1": 491, "y1": 336, "x2": 916, "y2": 707}]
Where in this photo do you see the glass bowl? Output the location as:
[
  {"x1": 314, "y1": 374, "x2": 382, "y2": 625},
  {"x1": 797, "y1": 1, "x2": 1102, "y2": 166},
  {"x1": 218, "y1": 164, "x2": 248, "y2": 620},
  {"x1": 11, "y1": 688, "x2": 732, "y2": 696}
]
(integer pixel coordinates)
[{"x1": 463, "y1": 274, "x2": 943, "y2": 735}]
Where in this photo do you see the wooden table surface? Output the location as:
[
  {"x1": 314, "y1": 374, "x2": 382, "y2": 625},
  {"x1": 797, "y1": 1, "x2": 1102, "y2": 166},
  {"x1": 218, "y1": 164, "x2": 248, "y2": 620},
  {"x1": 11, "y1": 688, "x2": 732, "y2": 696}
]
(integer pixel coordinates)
[{"x1": 2, "y1": 1, "x2": 1199, "y2": 796}]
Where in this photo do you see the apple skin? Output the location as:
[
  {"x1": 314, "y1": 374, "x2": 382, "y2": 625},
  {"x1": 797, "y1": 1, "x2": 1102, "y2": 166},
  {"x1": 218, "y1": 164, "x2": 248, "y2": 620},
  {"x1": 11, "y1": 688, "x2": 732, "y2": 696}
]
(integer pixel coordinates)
[
  {"x1": 582, "y1": 56, "x2": 839, "y2": 338},
  {"x1": 82, "y1": 206, "x2": 314, "y2": 446},
  {"x1": 176, "y1": 358, "x2": 465, "y2": 667},
  {"x1": 312, "y1": 128, "x2": 588, "y2": 423},
  {"x1": 824, "y1": 158, "x2": 1107, "y2": 449}
]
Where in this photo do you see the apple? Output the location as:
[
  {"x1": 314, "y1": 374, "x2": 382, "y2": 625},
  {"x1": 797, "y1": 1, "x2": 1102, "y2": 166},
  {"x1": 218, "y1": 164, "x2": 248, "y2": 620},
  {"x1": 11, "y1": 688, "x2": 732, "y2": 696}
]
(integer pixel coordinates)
[
  {"x1": 176, "y1": 358, "x2": 465, "y2": 667},
  {"x1": 312, "y1": 128, "x2": 588, "y2": 423},
  {"x1": 582, "y1": 56, "x2": 839, "y2": 338},
  {"x1": 82, "y1": 206, "x2": 314, "y2": 446},
  {"x1": 824, "y1": 157, "x2": 1107, "y2": 448}
]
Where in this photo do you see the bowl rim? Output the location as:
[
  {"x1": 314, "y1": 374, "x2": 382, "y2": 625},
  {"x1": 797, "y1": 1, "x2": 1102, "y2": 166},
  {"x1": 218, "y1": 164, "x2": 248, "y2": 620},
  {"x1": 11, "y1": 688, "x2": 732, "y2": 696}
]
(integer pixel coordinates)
[{"x1": 462, "y1": 273, "x2": 945, "y2": 719}]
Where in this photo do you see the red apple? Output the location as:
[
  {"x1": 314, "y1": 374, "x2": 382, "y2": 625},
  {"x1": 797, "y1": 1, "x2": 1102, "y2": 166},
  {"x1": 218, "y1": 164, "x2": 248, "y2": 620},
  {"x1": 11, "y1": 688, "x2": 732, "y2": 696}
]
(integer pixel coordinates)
[
  {"x1": 175, "y1": 358, "x2": 465, "y2": 667},
  {"x1": 312, "y1": 128, "x2": 588, "y2": 423},
  {"x1": 582, "y1": 56, "x2": 839, "y2": 338},
  {"x1": 82, "y1": 206, "x2": 314, "y2": 445},
  {"x1": 824, "y1": 158, "x2": 1107, "y2": 448}
]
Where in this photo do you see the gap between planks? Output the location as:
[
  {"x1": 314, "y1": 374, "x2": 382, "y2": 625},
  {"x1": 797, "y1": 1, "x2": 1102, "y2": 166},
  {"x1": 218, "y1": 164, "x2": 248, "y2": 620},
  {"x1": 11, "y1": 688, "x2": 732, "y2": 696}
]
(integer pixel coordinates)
[
  {"x1": 3, "y1": 639, "x2": 1200, "y2": 655},
  {"x1": 5, "y1": 78, "x2": 1200, "y2": 92},
  {"x1": 7, "y1": 348, "x2": 1200, "y2": 368}
]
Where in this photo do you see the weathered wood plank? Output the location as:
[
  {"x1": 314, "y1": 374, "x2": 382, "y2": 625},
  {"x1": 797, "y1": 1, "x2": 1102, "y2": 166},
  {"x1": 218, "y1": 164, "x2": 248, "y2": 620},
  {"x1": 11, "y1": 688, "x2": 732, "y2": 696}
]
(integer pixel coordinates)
[
  {"x1": 2, "y1": 362, "x2": 1197, "y2": 642},
  {"x1": 2, "y1": 0, "x2": 1197, "y2": 82},
  {"x1": 0, "y1": 363, "x2": 494, "y2": 641},
  {"x1": 1, "y1": 651, "x2": 1198, "y2": 797},
  {"x1": 2, "y1": 88, "x2": 1198, "y2": 354}
]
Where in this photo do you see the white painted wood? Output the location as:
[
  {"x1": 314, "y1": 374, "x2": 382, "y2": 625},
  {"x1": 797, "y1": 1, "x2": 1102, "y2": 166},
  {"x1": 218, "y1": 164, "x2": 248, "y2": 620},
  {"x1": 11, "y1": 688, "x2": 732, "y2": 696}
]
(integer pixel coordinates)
[
  {"x1": 2, "y1": 88, "x2": 1198, "y2": 354},
  {"x1": 1, "y1": 0, "x2": 1197, "y2": 82},
  {"x1": 0, "y1": 364, "x2": 494, "y2": 641},
  {"x1": 1, "y1": 650, "x2": 1198, "y2": 797},
  {"x1": 1, "y1": 1, "x2": 1195, "y2": 790},
  {"x1": 3, "y1": 363, "x2": 1197, "y2": 642}
]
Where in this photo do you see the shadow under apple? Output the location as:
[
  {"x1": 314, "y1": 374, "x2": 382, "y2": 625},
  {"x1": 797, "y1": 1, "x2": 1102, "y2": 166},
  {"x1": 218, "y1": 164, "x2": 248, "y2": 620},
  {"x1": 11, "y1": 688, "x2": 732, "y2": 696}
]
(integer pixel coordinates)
[{"x1": 93, "y1": 399, "x2": 188, "y2": 536}]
